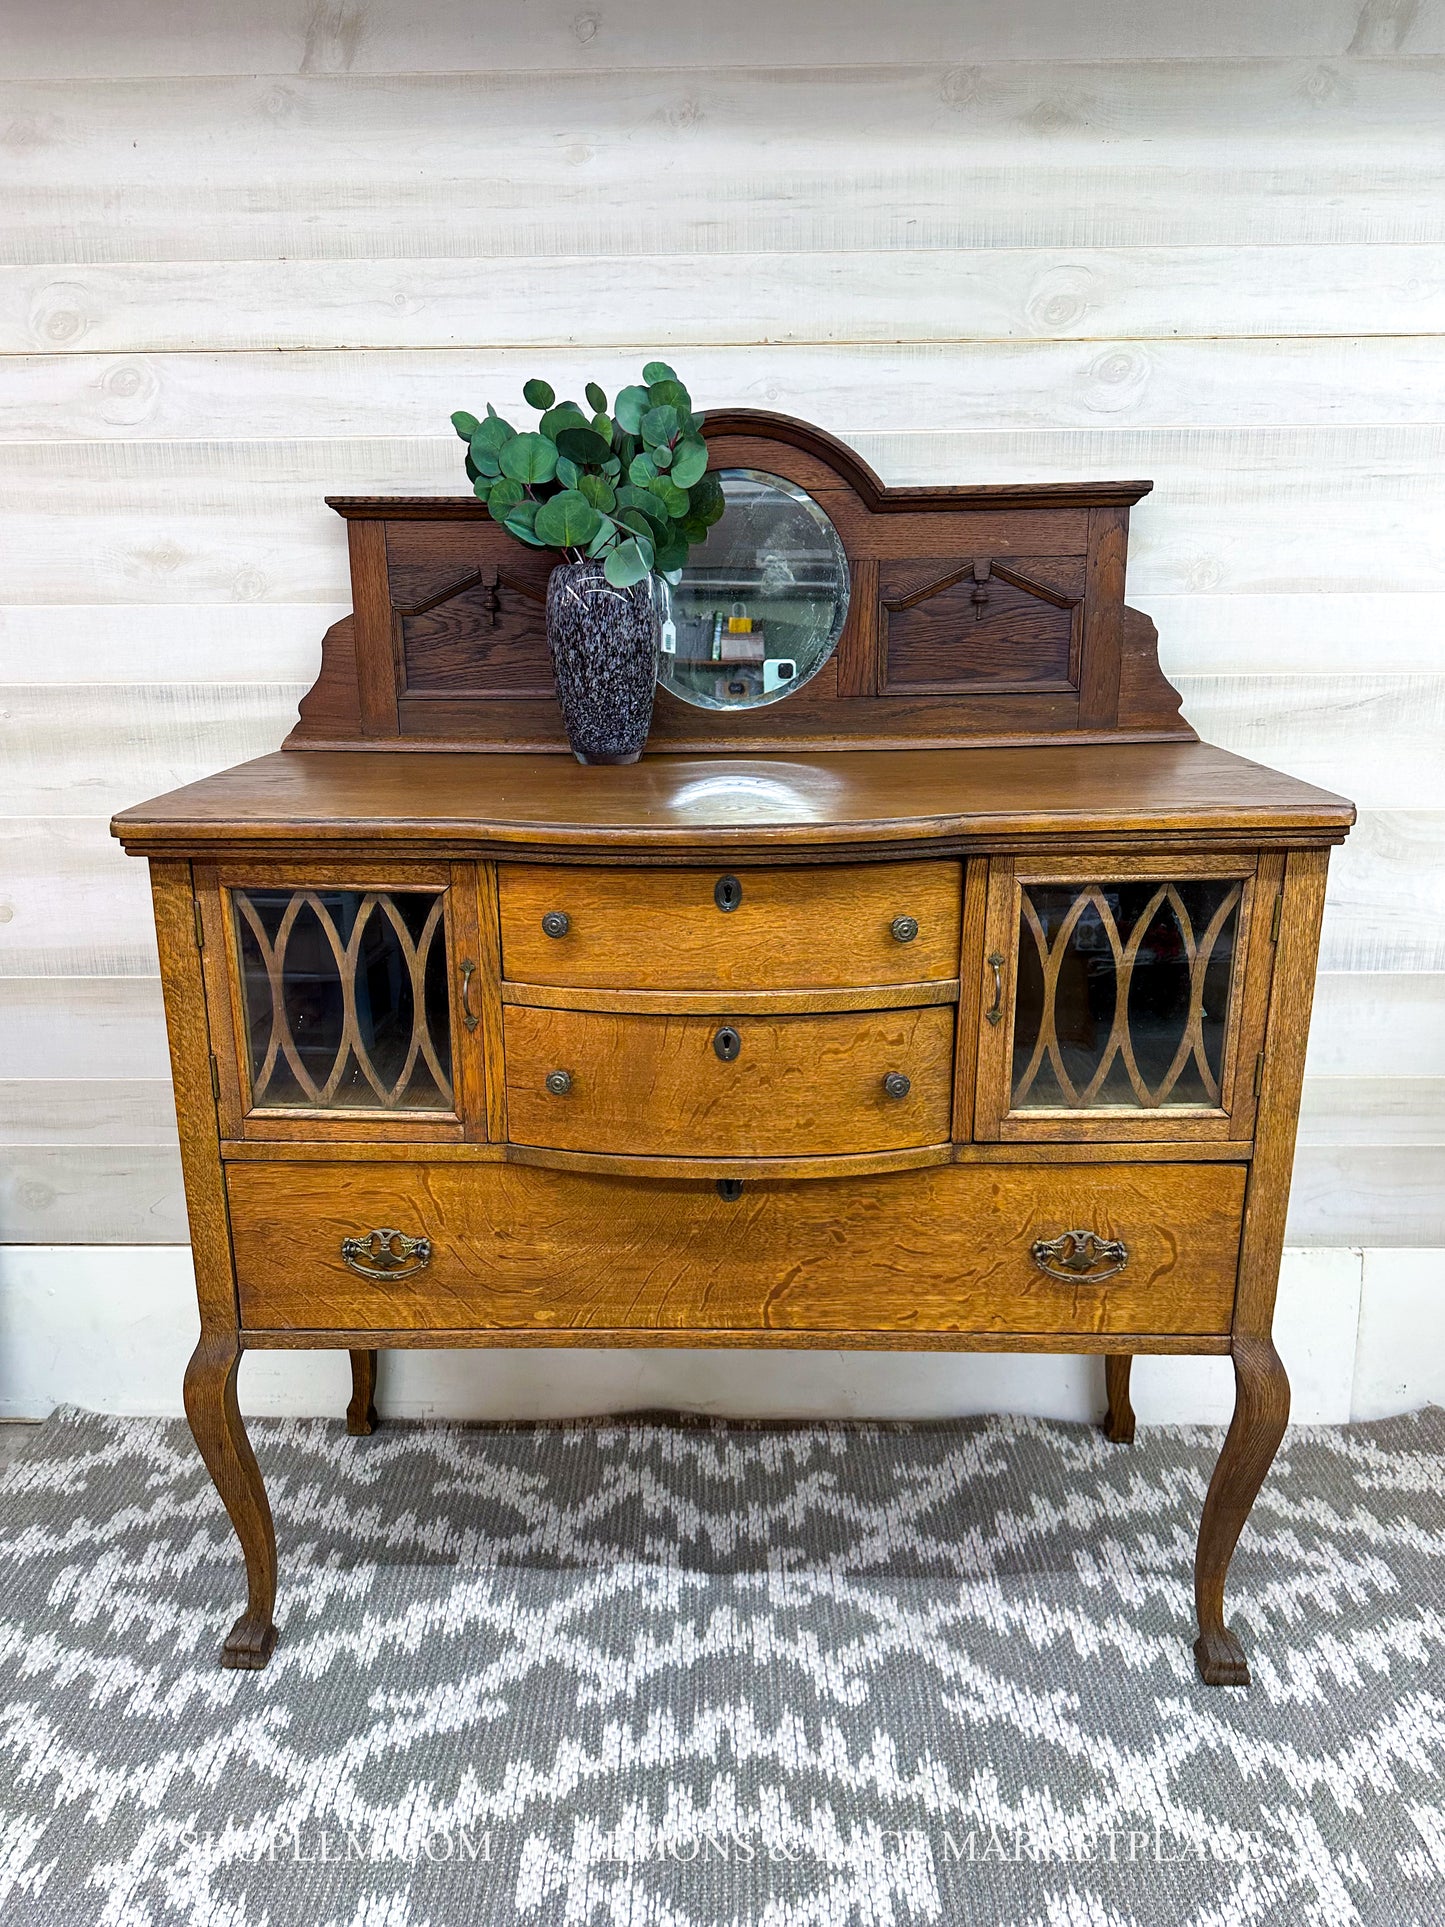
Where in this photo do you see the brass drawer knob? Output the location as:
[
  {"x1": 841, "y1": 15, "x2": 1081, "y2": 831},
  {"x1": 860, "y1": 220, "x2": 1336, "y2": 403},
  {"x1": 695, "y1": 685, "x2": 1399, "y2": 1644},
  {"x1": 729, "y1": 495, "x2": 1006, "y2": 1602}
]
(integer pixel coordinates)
[
  {"x1": 891, "y1": 915, "x2": 919, "y2": 943},
  {"x1": 713, "y1": 1026, "x2": 742, "y2": 1062},
  {"x1": 341, "y1": 1228, "x2": 432, "y2": 1280},
  {"x1": 541, "y1": 911, "x2": 570, "y2": 939},
  {"x1": 882, "y1": 1071, "x2": 911, "y2": 1099},
  {"x1": 1031, "y1": 1230, "x2": 1129, "y2": 1283},
  {"x1": 545, "y1": 1069, "x2": 573, "y2": 1096}
]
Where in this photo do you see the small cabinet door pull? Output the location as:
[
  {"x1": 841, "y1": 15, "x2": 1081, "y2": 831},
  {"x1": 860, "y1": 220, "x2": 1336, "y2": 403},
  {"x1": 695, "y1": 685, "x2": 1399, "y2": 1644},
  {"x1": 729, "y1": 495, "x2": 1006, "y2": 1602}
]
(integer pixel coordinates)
[
  {"x1": 985, "y1": 953, "x2": 1006, "y2": 1025},
  {"x1": 891, "y1": 915, "x2": 919, "y2": 943},
  {"x1": 882, "y1": 1071, "x2": 912, "y2": 1099},
  {"x1": 1030, "y1": 1230, "x2": 1129, "y2": 1283},
  {"x1": 460, "y1": 958, "x2": 480, "y2": 1032},
  {"x1": 341, "y1": 1229, "x2": 432, "y2": 1281},
  {"x1": 713, "y1": 1026, "x2": 742, "y2": 1062},
  {"x1": 545, "y1": 1069, "x2": 573, "y2": 1096},
  {"x1": 541, "y1": 911, "x2": 570, "y2": 938}
]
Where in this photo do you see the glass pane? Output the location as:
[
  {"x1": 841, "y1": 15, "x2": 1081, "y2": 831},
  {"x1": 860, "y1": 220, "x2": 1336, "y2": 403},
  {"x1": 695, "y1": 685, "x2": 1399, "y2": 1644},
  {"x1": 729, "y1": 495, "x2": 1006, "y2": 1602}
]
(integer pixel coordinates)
[
  {"x1": 1011, "y1": 879, "x2": 1242, "y2": 1111},
  {"x1": 234, "y1": 889, "x2": 453, "y2": 1111},
  {"x1": 658, "y1": 469, "x2": 849, "y2": 710}
]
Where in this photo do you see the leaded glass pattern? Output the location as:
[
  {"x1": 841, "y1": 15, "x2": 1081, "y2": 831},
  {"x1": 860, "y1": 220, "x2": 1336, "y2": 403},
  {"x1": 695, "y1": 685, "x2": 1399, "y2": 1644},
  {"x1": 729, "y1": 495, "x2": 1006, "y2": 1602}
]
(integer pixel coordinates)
[
  {"x1": 1011, "y1": 879, "x2": 1242, "y2": 1111},
  {"x1": 234, "y1": 889, "x2": 452, "y2": 1111}
]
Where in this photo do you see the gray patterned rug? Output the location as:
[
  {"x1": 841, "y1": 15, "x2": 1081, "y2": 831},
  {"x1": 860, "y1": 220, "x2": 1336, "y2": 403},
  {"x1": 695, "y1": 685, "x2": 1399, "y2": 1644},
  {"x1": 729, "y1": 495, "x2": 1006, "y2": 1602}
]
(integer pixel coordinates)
[{"x1": 1, "y1": 1403, "x2": 1443, "y2": 1927}]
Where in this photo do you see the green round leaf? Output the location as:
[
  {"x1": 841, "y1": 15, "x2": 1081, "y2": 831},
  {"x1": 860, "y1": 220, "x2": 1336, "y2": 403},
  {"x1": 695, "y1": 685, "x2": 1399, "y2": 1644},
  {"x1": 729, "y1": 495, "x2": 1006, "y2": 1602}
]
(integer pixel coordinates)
[
  {"x1": 653, "y1": 535, "x2": 688, "y2": 575},
  {"x1": 669, "y1": 438, "x2": 708, "y2": 488},
  {"x1": 468, "y1": 440, "x2": 502, "y2": 479},
  {"x1": 533, "y1": 488, "x2": 603, "y2": 549},
  {"x1": 538, "y1": 405, "x2": 588, "y2": 444},
  {"x1": 472, "y1": 477, "x2": 491, "y2": 502},
  {"x1": 554, "y1": 425, "x2": 614, "y2": 467},
  {"x1": 612, "y1": 385, "x2": 650, "y2": 435},
  {"x1": 628, "y1": 453, "x2": 659, "y2": 485},
  {"x1": 689, "y1": 472, "x2": 725, "y2": 524},
  {"x1": 652, "y1": 444, "x2": 673, "y2": 469},
  {"x1": 470, "y1": 414, "x2": 515, "y2": 454},
  {"x1": 522, "y1": 377, "x2": 555, "y2": 410},
  {"x1": 554, "y1": 455, "x2": 581, "y2": 489},
  {"x1": 451, "y1": 409, "x2": 481, "y2": 441},
  {"x1": 616, "y1": 482, "x2": 670, "y2": 521},
  {"x1": 646, "y1": 378, "x2": 690, "y2": 412},
  {"x1": 640, "y1": 403, "x2": 680, "y2": 448},
  {"x1": 585, "y1": 382, "x2": 608, "y2": 415},
  {"x1": 486, "y1": 478, "x2": 525, "y2": 523},
  {"x1": 578, "y1": 472, "x2": 617, "y2": 512},
  {"x1": 464, "y1": 452, "x2": 480, "y2": 483},
  {"x1": 641, "y1": 360, "x2": 678, "y2": 385},
  {"x1": 604, "y1": 537, "x2": 652, "y2": 588},
  {"x1": 616, "y1": 507, "x2": 662, "y2": 544},
  {"x1": 680, "y1": 514, "x2": 709, "y2": 544},
  {"x1": 648, "y1": 477, "x2": 690, "y2": 518},
  {"x1": 498, "y1": 432, "x2": 558, "y2": 485},
  {"x1": 590, "y1": 412, "x2": 613, "y2": 440},
  {"x1": 602, "y1": 456, "x2": 623, "y2": 479},
  {"x1": 504, "y1": 502, "x2": 548, "y2": 546}
]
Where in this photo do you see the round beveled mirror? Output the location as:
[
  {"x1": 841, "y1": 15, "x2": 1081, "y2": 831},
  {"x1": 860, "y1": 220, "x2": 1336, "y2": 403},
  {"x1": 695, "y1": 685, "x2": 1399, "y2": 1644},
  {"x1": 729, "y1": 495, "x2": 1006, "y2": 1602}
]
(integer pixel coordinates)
[{"x1": 657, "y1": 469, "x2": 850, "y2": 710}]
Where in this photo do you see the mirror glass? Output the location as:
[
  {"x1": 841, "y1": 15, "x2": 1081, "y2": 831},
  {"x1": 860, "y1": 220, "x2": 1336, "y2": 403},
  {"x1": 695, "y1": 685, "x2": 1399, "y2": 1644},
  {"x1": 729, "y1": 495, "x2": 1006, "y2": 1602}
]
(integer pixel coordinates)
[{"x1": 657, "y1": 469, "x2": 850, "y2": 710}]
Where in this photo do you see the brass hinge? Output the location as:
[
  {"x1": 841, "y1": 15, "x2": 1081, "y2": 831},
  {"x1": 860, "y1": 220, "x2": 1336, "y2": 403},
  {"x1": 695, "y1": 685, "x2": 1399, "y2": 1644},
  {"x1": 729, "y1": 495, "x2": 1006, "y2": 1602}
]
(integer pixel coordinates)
[
  {"x1": 1253, "y1": 1052, "x2": 1265, "y2": 1098},
  {"x1": 1270, "y1": 894, "x2": 1283, "y2": 944},
  {"x1": 193, "y1": 900, "x2": 206, "y2": 949},
  {"x1": 209, "y1": 1053, "x2": 221, "y2": 1104}
]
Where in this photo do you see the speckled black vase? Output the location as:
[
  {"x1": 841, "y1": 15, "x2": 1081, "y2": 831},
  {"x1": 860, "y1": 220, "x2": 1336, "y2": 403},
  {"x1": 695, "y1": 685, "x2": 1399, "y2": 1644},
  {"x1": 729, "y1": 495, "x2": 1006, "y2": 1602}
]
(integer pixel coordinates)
[{"x1": 545, "y1": 559, "x2": 659, "y2": 765}]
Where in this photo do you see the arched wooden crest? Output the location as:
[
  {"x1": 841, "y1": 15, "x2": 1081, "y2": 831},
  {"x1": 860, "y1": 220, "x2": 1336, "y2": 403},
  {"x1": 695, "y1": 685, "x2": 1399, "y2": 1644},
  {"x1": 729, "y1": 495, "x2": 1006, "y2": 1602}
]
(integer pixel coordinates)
[{"x1": 289, "y1": 409, "x2": 1190, "y2": 755}]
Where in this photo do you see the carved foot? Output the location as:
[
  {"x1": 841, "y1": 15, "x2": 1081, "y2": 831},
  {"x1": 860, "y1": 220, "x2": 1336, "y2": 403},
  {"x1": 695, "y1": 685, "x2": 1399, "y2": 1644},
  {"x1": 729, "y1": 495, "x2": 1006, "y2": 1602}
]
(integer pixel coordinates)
[
  {"x1": 221, "y1": 1610, "x2": 279, "y2": 1671},
  {"x1": 184, "y1": 1332, "x2": 278, "y2": 1670},
  {"x1": 1103, "y1": 1354, "x2": 1136, "y2": 1444},
  {"x1": 1194, "y1": 1628, "x2": 1250, "y2": 1688},
  {"x1": 346, "y1": 1348, "x2": 379, "y2": 1436},
  {"x1": 1194, "y1": 1335, "x2": 1289, "y2": 1689}
]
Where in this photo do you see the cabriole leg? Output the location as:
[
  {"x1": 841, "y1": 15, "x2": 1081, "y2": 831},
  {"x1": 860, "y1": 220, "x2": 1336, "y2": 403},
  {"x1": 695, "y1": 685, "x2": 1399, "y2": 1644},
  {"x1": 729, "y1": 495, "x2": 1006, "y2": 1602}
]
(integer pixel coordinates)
[
  {"x1": 1193, "y1": 1335, "x2": 1290, "y2": 1687},
  {"x1": 347, "y1": 1349, "x2": 379, "y2": 1435},
  {"x1": 183, "y1": 1332, "x2": 278, "y2": 1670},
  {"x1": 1102, "y1": 1354, "x2": 1136, "y2": 1443}
]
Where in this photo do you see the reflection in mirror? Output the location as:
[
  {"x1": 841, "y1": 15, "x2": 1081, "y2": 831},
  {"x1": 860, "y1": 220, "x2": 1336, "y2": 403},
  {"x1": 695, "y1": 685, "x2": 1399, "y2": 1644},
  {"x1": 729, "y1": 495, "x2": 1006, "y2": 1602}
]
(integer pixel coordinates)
[{"x1": 658, "y1": 470, "x2": 850, "y2": 711}]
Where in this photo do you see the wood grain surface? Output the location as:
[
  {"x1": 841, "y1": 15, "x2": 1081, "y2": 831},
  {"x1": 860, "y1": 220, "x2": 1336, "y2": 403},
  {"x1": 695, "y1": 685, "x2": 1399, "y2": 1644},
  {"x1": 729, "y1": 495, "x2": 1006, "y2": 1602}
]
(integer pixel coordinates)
[
  {"x1": 226, "y1": 1157, "x2": 1246, "y2": 1337},
  {"x1": 499, "y1": 860, "x2": 963, "y2": 989},
  {"x1": 502, "y1": 1003, "x2": 957, "y2": 1157}
]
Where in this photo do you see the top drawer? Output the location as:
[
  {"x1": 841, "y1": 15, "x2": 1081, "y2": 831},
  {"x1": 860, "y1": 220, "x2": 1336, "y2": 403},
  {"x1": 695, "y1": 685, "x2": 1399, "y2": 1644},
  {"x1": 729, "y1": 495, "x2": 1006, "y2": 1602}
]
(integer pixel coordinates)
[{"x1": 498, "y1": 861, "x2": 963, "y2": 990}]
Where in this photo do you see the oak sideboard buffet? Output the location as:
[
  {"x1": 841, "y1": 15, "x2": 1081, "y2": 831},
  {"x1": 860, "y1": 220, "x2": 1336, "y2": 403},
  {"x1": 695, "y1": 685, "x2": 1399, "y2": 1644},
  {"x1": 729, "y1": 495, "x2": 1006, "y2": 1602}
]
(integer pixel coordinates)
[{"x1": 113, "y1": 411, "x2": 1353, "y2": 1686}]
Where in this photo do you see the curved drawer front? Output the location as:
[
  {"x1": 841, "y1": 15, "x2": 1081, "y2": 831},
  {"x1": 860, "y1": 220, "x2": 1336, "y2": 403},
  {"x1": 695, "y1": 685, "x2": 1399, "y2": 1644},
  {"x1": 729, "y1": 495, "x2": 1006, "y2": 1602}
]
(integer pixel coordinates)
[
  {"x1": 498, "y1": 860, "x2": 963, "y2": 989},
  {"x1": 228, "y1": 1159, "x2": 1244, "y2": 1337},
  {"x1": 503, "y1": 1003, "x2": 956, "y2": 1156}
]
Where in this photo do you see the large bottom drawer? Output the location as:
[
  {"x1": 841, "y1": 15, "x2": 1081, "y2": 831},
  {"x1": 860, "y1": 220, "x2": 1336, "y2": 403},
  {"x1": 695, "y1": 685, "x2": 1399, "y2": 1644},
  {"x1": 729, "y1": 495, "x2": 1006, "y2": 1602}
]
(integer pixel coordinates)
[{"x1": 227, "y1": 1159, "x2": 1244, "y2": 1338}]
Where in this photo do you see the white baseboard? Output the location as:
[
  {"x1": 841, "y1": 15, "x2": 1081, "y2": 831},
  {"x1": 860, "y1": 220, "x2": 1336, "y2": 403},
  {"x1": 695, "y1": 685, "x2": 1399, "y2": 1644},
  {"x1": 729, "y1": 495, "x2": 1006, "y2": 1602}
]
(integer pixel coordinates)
[{"x1": 1, "y1": 1243, "x2": 1420, "y2": 1424}]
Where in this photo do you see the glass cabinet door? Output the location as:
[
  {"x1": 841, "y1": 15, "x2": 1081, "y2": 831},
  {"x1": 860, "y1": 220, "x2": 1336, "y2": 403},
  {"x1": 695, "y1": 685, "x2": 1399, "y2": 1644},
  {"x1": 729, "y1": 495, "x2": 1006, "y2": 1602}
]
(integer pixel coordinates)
[
  {"x1": 201, "y1": 866, "x2": 485, "y2": 1140},
  {"x1": 974, "y1": 856, "x2": 1275, "y2": 1142}
]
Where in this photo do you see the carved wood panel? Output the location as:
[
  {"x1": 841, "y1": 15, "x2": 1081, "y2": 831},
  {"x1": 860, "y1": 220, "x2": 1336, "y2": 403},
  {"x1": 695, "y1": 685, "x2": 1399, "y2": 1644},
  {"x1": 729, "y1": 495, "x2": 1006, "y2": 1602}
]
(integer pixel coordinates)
[{"x1": 878, "y1": 556, "x2": 1083, "y2": 695}]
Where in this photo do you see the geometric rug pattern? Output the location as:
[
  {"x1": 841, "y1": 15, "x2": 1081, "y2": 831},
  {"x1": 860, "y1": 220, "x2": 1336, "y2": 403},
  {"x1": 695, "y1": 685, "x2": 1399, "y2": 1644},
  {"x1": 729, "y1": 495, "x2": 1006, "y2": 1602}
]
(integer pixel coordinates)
[{"x1": 2, "y1": 1403, "x2": 1444, "y2": 1925}]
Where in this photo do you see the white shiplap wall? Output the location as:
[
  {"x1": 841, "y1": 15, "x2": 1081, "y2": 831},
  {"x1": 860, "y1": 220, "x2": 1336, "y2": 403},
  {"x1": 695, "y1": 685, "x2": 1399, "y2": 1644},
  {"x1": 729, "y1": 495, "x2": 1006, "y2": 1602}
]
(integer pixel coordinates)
[{"x1": 3, "y1": 2, "x2": 1444, "y2": 1416}]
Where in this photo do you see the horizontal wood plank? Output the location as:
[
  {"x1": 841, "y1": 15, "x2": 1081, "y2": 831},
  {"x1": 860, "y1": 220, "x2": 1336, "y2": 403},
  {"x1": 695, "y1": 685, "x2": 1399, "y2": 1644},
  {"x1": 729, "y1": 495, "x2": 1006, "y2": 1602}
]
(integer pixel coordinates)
[
  {"x1": 9, "y1": 341, "x2": 1445, "y2": 444},
  {"x1": 5, "y1": 62, "x2": 1444, "y2": 263},
  {"x1": 0, "y1": 1145, "x2": 186, "y2": 1241},
  {"x1": 6, "y1": 245, "x2": 1445, "y2": 354},
  {"x1": 10, "y1": 5, "x2": 1437, "y2": 79}
]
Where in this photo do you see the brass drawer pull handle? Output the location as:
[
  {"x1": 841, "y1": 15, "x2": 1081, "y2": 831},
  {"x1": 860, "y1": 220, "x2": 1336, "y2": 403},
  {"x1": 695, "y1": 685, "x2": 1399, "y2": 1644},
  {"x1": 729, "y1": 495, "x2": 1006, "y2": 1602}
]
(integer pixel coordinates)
[
  {"x1": 341, "y1": 1229, "x2": 432, "y2": 1280},
  {"x1": 1031, "y1": 1230, "x2": 1129, "y2": 1283},
  {"x1": 541, "y1": 911, "x2": 570, "y2": 938},
  {"x1": 460, "y1": 958, "x2": 480, "y2": 1032},
  {"x1": 985, "y1": 952, "x2": 1005, "y2": 1025},
  {"x1": 882, "y1": 1071, "x2": 911, "y2": 1099},
  {"x1": 891, "y1": 915, "x2": 919, "y2": 943},
  {"x1": 714, "y1": 875, "x2": 743, "y2": 913},
  {"x1": 545, "y1": 1069, "x2": 573, "y2": 1096},
  {"x1": 713, "y1": 1025, "x2": 742, "y2": 1062}
]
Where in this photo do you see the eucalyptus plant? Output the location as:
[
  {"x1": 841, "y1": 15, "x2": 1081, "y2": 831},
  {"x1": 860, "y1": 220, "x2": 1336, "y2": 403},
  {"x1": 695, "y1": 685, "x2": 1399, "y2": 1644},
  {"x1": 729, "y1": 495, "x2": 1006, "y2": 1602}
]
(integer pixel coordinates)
[{"x1": 450, "y1": 363, "x2": 723, "y2": 589}]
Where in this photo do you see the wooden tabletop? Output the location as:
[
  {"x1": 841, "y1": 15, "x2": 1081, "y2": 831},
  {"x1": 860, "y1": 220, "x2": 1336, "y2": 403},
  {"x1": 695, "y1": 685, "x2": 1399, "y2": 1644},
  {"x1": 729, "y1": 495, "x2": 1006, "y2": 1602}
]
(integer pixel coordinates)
[{"x1": 112, "y1": 743, "x2": 1354, "y2": 859}]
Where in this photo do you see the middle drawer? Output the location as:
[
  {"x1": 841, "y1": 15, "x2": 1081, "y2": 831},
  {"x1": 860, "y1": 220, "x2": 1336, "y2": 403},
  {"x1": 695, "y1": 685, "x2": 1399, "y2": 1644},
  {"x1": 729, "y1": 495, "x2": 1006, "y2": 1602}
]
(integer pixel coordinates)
[{"x1": 503, "y1": 1003, "x2": 956, "y2": 1156}]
